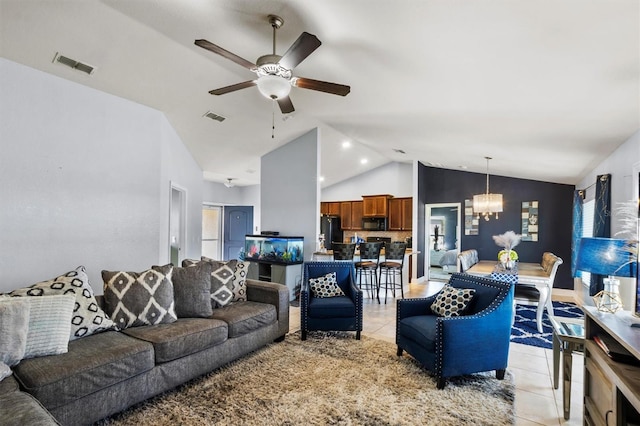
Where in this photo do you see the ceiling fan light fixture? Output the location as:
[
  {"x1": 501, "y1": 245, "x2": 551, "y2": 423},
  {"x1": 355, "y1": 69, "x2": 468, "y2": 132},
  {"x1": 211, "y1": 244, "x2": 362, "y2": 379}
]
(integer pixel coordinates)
[
  {"x1": 224, "y1": 178, "x2": 235, "y2": 188},
  {"x1": 256, "y1": 74, "x2": 291, "y2": 100}
]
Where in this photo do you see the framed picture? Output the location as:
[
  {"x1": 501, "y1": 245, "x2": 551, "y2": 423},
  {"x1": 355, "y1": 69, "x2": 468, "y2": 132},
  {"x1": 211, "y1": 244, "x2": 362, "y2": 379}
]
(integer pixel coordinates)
[{"x1": 521, "y1": 201, "x2": 539, "y2": 241}]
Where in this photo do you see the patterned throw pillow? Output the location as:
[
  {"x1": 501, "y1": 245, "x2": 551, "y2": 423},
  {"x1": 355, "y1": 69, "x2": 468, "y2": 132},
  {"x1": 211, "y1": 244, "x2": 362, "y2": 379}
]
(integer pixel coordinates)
[
  {"x1": 199, "y1": 257, "x2": 248, "y2": 306},
  {"x1": 8, "y1": 266, "x2": 116, "y2": 340},
  {"x1": 232, "y1": 260, "x2": 248, "y2": 302},
  {"x1": 309, "y1": 272, "x2": 345, "y2": 298},
  {"x1": 430, "y1": 285, "x2": 475, "y2": 317},
  {"x1": 22, "y1": 294, "x2": 76, "y2": 359},
  {"x1": 102, "y1": 264, "x2": 177, "y2": 329}
]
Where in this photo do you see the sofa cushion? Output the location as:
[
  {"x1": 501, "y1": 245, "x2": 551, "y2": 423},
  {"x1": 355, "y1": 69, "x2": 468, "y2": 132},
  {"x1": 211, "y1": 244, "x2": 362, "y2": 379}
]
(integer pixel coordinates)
[
  {"x1": 122, "y1": 318, "x2": 228, "y2": 364},
  {"x1": 0, "y1": 297, "x2": 30, "y2": 366},
  {"x1": 102, "y1": 264, "x2": 177, "y2": 329},
  {"x1": 0, "y1": 376, "x2": 59, "y2": 426},
  {"x1": 12, "y1": 331, "x2": 154, "y2": 410},
  {"x1": 172, "y1": 262, "x2": 213, "y2": 318},
  {"x1": 22, "y1": 295, "x2": 76, "y2": 359},
  {"x1": 7, "y1": 266, "x2": 116, "y2": 340},
  {"x1": 308, "y1": 296, "x2": 355, "y2": 318},
  {"x1": 208, "y1": 301, "x2": 277, "y2": 338},
  {"x1": 398, "y1": 315, "x2": 438, "y2": 351}
]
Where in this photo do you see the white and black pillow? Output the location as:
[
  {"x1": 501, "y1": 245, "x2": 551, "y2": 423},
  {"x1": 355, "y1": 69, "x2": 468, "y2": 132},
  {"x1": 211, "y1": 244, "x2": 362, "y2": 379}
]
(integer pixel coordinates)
[
  {"x1": 309, "y1": 272, "x2": 345, "y2": 298},
  {"x1": 102, "y1": 264, "x2": 177, "y2": 329},
  {"x1": 8, "y1": 266, "x2": 116, "y2": 340},
  {"x1": 430, "y1": 285, "x2": 475, "y2": 317}
]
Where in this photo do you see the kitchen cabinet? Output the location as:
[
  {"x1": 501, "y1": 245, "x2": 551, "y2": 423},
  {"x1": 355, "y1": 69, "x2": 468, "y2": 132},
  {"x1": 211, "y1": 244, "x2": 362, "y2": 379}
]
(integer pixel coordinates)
[
  {"x1": 362, "y1": 195, "x2": 392, "y2": 217},
  {"x1": 351, "y1": 201, "x2": 363, "y2": 230},
  {"x1": 583, "y1": 306, "x2": 640, "y2": 425},
  {"x1": 340, "y1": 202, "x2": 352, "y2": 229},
  {"x1": 388, "y1": 197, "x2": 412, "y2": 230},
  {"x1": 321, "y1": 202, "x2": 341, "y2": 216},
  {"x1": 334, "y1": 201, "x2": 363, "y2": 230}
]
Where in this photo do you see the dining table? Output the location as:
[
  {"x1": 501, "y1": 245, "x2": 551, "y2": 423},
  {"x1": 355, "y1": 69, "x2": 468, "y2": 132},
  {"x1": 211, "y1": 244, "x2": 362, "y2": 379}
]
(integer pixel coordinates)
[{"x1": 466, "y1": 260, "x2": 555, "y2": 333}]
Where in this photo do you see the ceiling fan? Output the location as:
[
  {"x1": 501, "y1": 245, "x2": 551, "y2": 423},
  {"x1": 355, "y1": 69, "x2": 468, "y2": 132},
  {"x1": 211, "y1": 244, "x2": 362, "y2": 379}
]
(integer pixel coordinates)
[{"x1": 195, "y1": 14, "x2": 350, "y2": 114}]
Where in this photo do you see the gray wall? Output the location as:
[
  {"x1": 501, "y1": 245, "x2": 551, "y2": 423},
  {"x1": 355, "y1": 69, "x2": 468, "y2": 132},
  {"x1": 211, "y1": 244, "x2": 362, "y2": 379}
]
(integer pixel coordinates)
[
  {"x1": 0, "y1": 58, "x2": 203, "y2": 294},
  {"x1": 261, "y1": 128, "x2": 320, "y2": 260}
]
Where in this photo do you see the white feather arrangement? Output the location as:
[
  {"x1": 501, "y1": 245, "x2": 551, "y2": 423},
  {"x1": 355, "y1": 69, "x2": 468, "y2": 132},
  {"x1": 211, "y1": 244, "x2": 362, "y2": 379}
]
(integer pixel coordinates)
[{"x1": 492, "y1": 231, "x2": 522, "y2": 251}]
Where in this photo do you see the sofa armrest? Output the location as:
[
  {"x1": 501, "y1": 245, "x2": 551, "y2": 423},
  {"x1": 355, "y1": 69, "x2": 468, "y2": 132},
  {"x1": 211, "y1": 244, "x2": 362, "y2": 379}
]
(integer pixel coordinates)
[{"x1": 246, "y1": 279, "x2": 289, "y2": 338}]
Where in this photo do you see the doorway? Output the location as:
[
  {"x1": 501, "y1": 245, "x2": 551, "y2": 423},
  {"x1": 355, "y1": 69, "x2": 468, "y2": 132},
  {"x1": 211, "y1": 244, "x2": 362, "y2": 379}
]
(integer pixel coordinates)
[
  {"x1": 169, "y1": 183, "x2": 187, "y2": 266},
  {"x1": 223, "y1": 206, "x2": 253, "y2": 260},
  {"x1": 425, "y1": 203, "x2": 461, "y2": 282},
  {"x1": 202, "y1": 205, "x2": 222, "y2": 260}
]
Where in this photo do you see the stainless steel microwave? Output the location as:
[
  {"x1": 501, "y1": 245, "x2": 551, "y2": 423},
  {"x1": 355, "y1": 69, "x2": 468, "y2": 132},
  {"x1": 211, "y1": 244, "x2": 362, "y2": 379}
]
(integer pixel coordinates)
[{"x1": 362, "y1": 217, "x2": 387, "y2": 231}]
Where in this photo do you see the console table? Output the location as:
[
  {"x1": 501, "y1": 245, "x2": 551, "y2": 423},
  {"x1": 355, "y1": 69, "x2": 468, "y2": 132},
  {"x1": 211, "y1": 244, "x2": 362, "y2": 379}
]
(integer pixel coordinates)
[{"x1": 583, "y1": 306, "x2": 640, "y2": 425}]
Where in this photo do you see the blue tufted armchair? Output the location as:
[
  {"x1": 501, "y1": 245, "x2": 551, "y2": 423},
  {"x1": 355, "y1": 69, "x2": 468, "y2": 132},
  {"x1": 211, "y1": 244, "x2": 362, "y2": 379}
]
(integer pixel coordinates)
[
  {"x1": 396, "y1": 273, "x2": 514, "y2": 389},
  {"x1": 301, "y1": 261, "x2": 363, "y2": 340}
]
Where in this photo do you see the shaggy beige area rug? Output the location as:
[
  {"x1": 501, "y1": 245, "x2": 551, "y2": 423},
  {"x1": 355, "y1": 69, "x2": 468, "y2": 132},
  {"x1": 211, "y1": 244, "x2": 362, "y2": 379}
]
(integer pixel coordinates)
[{"x1": 97, "y1": 331, "x2": 515, "y2": 425}]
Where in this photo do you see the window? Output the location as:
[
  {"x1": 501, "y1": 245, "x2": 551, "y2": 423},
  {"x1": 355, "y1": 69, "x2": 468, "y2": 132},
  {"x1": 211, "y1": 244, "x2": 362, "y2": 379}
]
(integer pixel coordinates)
[
  {"x1": 202, "y1": 206, "x2": 222, "y2": 260},
  {"x1": 581, "y1": 199, "x2": 595, "y2": 286}
]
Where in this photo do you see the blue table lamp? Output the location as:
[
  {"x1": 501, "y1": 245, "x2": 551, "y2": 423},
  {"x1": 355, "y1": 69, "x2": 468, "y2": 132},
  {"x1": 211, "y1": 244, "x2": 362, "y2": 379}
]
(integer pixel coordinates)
[{"x1": 576, "y1": 237, "x2": 637, "y2": 313}]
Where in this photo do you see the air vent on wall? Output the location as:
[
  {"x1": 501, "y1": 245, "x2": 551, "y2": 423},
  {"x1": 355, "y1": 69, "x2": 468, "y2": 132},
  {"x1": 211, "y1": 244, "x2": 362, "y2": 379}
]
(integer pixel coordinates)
[
  {"x1": 203, "y1": 111, "x2": 226, "y2": 122},
  {"x1": 52, "y1": 52, "x2": 95, "y2": 75}
]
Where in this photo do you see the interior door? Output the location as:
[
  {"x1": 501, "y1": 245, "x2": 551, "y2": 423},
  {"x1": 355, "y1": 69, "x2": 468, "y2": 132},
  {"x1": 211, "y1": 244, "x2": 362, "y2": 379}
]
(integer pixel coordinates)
[
  {"x1": 169, "y1": 183, "x2": 186, "y2": 266},
  {"x1": 425, "y1": 203, "x2": 461, "y2": 281},
  {"x1": 223, "y1": 206, "x2": 253, "y2": 260}
]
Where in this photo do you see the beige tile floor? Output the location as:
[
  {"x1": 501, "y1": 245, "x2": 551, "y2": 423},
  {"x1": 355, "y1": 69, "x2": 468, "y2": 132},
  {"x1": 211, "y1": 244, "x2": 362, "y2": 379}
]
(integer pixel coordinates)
[{"x1": 289, "y1": 280, "x2": 584, "y2": 425}]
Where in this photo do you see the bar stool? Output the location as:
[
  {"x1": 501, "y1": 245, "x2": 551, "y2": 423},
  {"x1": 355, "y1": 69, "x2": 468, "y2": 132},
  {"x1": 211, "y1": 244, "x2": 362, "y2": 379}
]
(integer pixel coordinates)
[
  {"x1": 354, "y1": 241, "x2": 383, "y2": 302},
  {"x1": 378, "y1": 241, "x2": 407, "y2": 303},
  {"x1": 332, "y1": 242, "x2": 356, "y2": 261}
]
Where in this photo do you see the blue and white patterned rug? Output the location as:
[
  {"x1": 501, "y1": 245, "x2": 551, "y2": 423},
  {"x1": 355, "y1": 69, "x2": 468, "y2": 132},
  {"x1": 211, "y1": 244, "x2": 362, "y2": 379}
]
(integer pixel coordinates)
[{"x1": 511, "y1": 302, "x2": 583, "y2": 349}]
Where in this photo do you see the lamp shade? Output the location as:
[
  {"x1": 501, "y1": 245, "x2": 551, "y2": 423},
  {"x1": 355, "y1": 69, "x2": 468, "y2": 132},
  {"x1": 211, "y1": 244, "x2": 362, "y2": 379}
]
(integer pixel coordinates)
[
  {"x1": 472, "y1": 193, "x2": 503, "y2": 214},
  {"x1": 575, "y1": 237, "x2": 637, "y2": 278},
  {"x1": 256, "y1": 75, "x2": 291, "y2": 100}
]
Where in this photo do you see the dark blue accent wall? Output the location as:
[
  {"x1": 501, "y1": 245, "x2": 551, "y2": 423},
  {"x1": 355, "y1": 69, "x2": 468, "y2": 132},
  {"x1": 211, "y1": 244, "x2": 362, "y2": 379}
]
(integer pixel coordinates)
[{"x1": 416, "y1": 163, "x2": 575, "y2": 289}]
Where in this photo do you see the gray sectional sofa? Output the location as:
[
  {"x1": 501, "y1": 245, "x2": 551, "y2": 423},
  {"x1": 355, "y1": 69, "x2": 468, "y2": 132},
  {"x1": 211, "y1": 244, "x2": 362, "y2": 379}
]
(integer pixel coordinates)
[{"x1": 0, "y1": 278, "x2": 289, "y2": 426}]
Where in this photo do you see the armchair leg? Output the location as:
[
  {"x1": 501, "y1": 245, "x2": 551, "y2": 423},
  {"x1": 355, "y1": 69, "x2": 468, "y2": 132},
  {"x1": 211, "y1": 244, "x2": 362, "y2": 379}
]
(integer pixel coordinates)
[
  {"x1": 356, "y1": 330, "x2": 361, "y2": 340},
  {"x1": 396, "y1": 346, "x2": 403, "y2": 356},
  {"x1": 496, "y1": 369, "x2": 506, "y2": 380},
  {"x1": 301, "y1": 330, "x2": 307, "y2": 341},
  {"x1": 436, "y1": 377, "x2": 446, "y2": 389}
]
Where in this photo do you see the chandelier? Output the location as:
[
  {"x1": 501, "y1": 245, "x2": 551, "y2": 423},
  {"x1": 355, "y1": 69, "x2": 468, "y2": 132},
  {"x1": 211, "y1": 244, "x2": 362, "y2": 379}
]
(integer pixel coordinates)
[{"x1": 473, "y1": 157, "x2": 503, "y2": 221}]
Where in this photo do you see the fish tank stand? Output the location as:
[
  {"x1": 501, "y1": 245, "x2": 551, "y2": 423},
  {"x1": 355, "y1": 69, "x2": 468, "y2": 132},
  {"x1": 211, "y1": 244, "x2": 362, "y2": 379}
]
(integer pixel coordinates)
[{"x1": 244, "y1": 235, "x2": 304, "y2": 301}]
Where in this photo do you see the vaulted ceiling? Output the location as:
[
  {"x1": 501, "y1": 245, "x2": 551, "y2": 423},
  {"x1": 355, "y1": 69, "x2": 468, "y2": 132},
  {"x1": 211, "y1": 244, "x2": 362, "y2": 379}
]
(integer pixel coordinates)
[{"x1": 1, "y1": 0, "x2": 638, "y2": 187}]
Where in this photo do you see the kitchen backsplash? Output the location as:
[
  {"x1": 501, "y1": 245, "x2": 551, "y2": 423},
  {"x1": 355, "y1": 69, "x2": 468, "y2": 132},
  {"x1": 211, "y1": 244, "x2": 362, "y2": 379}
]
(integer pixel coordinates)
[{"x1": 343, "y1": 230, "x2": 411, "y2": 243}]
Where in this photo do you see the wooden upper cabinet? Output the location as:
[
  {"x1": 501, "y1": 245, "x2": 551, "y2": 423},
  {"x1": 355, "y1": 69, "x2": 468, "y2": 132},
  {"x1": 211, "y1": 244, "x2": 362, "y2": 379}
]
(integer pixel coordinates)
[
  {"x1": 321, "y1": 202, "x2": 341, "y2": 216},
  {"x1": 362, "y1": 195, "x2": 393, "y2": 217},
  {"x1": 388, "y1": 197, "x2": 413, "y2": 230},
  {"x1": 340, "y1": 202, "x2": 352, "y2": 230},
  {"x1": 351, "y1": 201, "x2": 363, "y2": 230}
]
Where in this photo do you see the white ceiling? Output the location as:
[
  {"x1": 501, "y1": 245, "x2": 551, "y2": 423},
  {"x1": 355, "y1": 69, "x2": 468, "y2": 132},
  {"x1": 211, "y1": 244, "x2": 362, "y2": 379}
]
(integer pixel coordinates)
[{"x1": 1, "y1": 0, "x2": 638, "y2": 187}]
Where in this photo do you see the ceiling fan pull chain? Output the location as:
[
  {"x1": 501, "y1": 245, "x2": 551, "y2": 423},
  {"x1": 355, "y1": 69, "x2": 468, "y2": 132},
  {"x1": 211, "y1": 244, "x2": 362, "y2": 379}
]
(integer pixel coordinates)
[{"x1": 272, "y1": 99, "x2": 276, "y2": 139}]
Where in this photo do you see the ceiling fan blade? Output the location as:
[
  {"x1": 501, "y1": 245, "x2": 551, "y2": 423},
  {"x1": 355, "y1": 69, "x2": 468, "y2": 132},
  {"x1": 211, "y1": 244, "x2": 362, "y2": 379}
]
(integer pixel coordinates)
[
  {"x1": 195, "y1": 39, "x2": 256, "y2": 71},
  {"x1": 209, "y1": 80, "x2": 256, "y2": 95},
  {"x1": 292, "y1": 77, "x2": 351, "y2": 96},
  {"x1": 277, "y1": 96, "x2": 295, "y2": 114},
  {"x1": 278, "y1": 32, "x2": 321, "y2": 70}
]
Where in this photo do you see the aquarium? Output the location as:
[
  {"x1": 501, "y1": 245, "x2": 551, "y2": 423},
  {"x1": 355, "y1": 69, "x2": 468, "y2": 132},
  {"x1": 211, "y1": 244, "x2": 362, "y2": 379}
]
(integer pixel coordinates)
[{"x1": 244, "y1": 235, "x2": 304, "y2": 265}]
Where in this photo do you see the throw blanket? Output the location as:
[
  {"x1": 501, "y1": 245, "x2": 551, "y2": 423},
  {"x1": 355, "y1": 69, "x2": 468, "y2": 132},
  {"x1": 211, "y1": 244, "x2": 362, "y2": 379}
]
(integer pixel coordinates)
[{"x1": 439, "y1": 249, "x2": 459, "y2": 266}]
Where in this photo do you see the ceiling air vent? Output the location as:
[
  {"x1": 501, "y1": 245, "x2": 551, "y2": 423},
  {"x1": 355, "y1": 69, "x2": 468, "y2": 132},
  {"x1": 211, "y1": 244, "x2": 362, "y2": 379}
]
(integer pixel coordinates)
[
  {"x1": 52, "y1": 52, "x2": 95, "y2": 75},
  {"x1": 203, "y1": 111, "x2": 226, "y2": 122}
]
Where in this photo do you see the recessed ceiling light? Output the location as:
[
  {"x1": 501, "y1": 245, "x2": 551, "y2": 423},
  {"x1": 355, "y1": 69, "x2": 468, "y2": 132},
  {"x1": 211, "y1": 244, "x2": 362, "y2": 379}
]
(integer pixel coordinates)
[
  {"x1": 319, "y1": 176, "x2": 325, "y2": 182},
  {"x1": 342, "y1": 141, "x2": 352, "y2": 149},
  {"x1": 360, "y1": 158, "x2": 368, "y2": 165}
]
